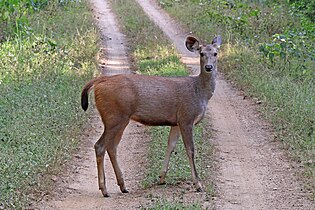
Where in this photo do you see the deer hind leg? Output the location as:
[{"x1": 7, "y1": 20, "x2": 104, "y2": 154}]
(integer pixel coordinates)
[
  {"x1": 94, "y1": 132, "x2": 108, "y2": 197},
  {"x1": 179, "y1": 124, "x2": 203, "y2": 192},
  {"x1": 159, "y1": 126, "x2": 180, "y2": 184},
  {"x1": 105, "y1": 118, "x2": 130, "y2": 194},
  {"x1": 94, "y1": 117, "x2": 129, "y2": 197}
]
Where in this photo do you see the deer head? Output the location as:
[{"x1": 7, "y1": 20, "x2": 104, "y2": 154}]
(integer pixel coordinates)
[{"x1": 186, "y1": 36, "x2": 222, "y2": 73}]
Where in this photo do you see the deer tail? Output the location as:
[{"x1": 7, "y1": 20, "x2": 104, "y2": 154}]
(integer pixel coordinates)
[{"x1": 81, "y1": 78, "x2": 97, "y2": 111}]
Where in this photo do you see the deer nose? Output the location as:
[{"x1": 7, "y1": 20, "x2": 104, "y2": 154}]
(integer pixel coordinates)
[{"x1": 205, "y1": 65, "x2": 213, "y2": 71}]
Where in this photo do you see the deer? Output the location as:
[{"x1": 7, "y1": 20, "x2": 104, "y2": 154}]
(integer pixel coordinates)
[{"x1": 81, "y1": 35, "x2": 222, "y2": 197}]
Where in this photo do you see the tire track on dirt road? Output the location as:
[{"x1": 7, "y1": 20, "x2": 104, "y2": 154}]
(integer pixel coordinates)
[
  {"x1": 136, "y1": 0, "x2": 314, "y2": 209},
  {"x1": 36, "y1": 0, "x2": 150, "y2": 209}
]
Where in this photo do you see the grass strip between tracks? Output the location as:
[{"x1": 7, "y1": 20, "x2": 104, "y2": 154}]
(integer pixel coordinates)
[{"x1": 110, "y1": 0, "x2": 215, "y2": 208}]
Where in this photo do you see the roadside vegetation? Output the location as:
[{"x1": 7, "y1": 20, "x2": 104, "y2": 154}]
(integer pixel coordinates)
[
  {"x1": 0, "y1": 0, "x2": 98, "y2": 208},
  {"x1": 110, "y1": 0, "x2": 214, "y2": 208},
  {"x1": 160, "y1": 0, "x2": 315, "y2": 195},
  {"x1": 142, "y1": 198, "x2": 203, "y2": 210}
]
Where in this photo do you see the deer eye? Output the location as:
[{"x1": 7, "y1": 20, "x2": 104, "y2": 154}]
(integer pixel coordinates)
[{"x1": 214, "y1": 52, "x2": 218, "y2": 56}]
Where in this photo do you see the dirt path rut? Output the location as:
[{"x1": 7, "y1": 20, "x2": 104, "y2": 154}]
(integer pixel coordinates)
[
  {"x1": 136, "y1": 0, "x2": 314, "y2": 209},
  {"x1": 37, "y1": 0, "x2": 150, "y2": 209}
]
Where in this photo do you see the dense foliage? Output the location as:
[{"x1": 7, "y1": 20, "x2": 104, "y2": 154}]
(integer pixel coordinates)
[
  {"x1": 289, "y1": 0, "x2": 315, "y2": 22},
  {"x1": 0, "y1": 1, "x2": 82, "y2": 36},
  {"x1": 1, "y1": 0, "x2": 47, "y2": 38}
]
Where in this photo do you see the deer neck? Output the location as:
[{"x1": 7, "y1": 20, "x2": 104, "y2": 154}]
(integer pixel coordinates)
[{"x1": 198, "y1": 68, "x2": 217, "y2": 101}]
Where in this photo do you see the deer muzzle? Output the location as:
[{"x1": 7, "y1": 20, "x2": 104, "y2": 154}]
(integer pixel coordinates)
[{"x1": 205, "y1": 64, "x2": 214, "y2": 72}]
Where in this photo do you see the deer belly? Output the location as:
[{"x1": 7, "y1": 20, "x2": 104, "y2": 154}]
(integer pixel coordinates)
[
  {"x1": 131, "y1": 109, "x2": 177, "y2": 126},
  {"x1": 132, "y1": 118, "x2": 177, "y2": 126}
]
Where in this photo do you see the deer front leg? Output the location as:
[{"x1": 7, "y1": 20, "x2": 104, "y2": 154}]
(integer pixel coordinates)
[
  {"x1": 180, "y1": 124, "x2": 203, "y2": 192},
  {"x1": 159, "y1": 126, "x2": 181, "y2": 184},
  {"x1": 94, "y1": 132, "x2": 109, "y2": 197}
]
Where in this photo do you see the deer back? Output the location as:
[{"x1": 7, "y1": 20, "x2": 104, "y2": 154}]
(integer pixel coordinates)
[{"x1": 93, "y1": 74, "x2": 205, "y2": 126}]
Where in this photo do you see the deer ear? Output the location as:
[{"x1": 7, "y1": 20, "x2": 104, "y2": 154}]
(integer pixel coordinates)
[
  {"x1": 186, "y1": 36, "x2": 200, "y2": 52},
  {"x1": 212, "y1": 35, "x2": 222, "y2": 48}
]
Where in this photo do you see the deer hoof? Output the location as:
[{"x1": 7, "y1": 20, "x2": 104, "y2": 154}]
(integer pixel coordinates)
[
  {"x1": 158, "y1": 181, "x2": 166, "y2": 185},
  {"x1": 119, "y1": 185, "x2": 129, "y2": 193},
  {"x1": 122, "y1": 189, "x2": 129, "y2": 193},
  {"x1": 196, "y1": 187, "x2": 203, "y2": 192},
  {"x1": 158, "y1": 175, "x2": 166, "y2": 185},
  {"x1": 100, "y1": 188, "x2": 109, "y2": 197},
  {"x1": 102, "y1": 192, "x2": 110, "y2": 197}
]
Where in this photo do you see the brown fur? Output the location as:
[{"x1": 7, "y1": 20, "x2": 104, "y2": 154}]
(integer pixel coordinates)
[{"x1": 81, "y1": 36, "x2": 222, "y2": 197}]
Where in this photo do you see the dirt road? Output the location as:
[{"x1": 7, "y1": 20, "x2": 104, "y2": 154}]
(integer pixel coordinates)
[
  {"x1": 37, "y1": 0, "x2": 314, "y2": 209},
  {"x1": 136, "y1": 1, "x2": 314, "y2": 209},
  {"x1": 36, "y1": 0, "x2": 150, "y2": 209}
]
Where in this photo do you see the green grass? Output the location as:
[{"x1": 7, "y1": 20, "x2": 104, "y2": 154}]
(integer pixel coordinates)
[
  {"x1": 143, "y1": 124, "x2": 211, "y2": 188},
  {"x1": 161, "y1": 0, "x2": 315, "y2": 195},
  {"x1": 142, "y1": 198, "x2": 203, "y2": 210},
  {"x1": 0, "y1": 1, "x2": 98, "y2": 208},
  {"x1": 110, "y1": 0, "x2": 214, "y2": 208}
]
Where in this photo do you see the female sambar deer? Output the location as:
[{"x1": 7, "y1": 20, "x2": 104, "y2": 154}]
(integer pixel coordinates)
[{"x1": 81, "y1": 36, "x2": 222, "y2": 197}]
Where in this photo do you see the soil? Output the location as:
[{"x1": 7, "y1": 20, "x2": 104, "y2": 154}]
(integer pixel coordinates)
[{"x1": 34, "y1": 0, "x2": 314, "y2": 209}]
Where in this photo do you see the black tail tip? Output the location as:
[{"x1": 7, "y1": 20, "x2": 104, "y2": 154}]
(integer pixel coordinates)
[
  {"x1": 81, "y1": 98, "x2": 88, "y2": 111},
  {"x1": 82, "y1": 105, "x2": 88, "y2": 112}
]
